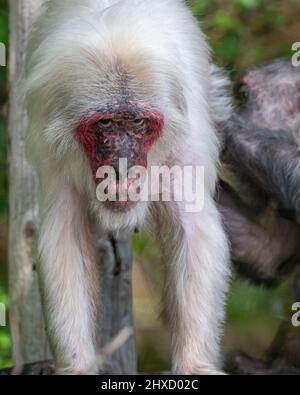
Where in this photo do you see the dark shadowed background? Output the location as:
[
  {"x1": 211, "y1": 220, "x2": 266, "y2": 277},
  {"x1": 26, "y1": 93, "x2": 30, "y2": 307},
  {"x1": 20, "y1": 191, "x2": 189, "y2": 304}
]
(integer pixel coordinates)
[{"x1": 0, "y1": 0, "x2": 299, "y2": 371}]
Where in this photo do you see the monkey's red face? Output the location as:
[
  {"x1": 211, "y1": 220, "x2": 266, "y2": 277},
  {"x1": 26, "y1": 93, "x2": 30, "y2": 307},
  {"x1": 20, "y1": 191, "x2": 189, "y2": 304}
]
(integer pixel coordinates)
[{"x1": 75, "y1": 100, "x2": 164, "y2": 210}]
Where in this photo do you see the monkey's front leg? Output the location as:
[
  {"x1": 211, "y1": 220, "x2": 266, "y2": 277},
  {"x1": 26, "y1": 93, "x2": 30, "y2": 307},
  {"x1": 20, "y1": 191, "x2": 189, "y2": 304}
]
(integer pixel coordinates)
[
  {"x1": 38, "y1": 182, "x2": 98, "y2": 374},
  {"x1": 156, "y1": 198, "x2": 230, "y2": 375}
]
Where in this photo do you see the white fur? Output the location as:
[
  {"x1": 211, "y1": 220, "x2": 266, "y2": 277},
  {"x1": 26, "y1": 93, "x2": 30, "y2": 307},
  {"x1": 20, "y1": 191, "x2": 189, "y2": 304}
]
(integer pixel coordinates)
[{"x1": 25, "y1": 0, "x2": 231, "y2": 374}]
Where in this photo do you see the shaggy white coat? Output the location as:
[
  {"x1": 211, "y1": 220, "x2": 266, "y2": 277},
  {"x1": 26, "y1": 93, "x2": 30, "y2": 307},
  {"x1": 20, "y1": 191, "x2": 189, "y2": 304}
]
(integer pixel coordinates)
[{"x1": 25, "y1": 0, "x2": 231, "y2": 375}]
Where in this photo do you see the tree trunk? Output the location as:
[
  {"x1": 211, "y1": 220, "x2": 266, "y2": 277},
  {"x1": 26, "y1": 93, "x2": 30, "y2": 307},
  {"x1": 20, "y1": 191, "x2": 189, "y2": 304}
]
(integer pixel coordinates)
[
  {"x1": 8, "y1": 0, "x2": 50, "y2": 367},
  {"x1": 97, "y1": 234, "x2": 137, "y2": 374},
  {"x1": 8, "y1": 0, "x2": 136, "y2": 374}
]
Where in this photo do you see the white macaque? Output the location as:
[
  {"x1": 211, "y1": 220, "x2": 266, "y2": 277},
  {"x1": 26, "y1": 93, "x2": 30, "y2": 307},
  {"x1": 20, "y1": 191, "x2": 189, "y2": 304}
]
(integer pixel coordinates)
[{"x1": 25, "y1": 0, "x2": 231, "y2": 375}]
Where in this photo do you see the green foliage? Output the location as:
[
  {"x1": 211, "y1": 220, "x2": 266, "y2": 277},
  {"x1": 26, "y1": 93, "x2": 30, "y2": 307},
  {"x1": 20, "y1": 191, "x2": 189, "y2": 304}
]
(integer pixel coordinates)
[
  {"x1": 0, "y1": 328, "x2": 11, "y2": 369},
  {"x1": 0, "y1": 286, "x2": 11, "y2": 369},
  {"x1": 0, "y1": 8, "x2": 8, "y2": 45},
  {"x1": 189, "y1": 0, "x2": 213, "y2": 17},
  {"x1": 234, "y1": 0, "x2": 261, "y2": 10},
  {"x1": 190, "y1": 0, "x2": 299, "y2": 72},
  {"x1": 227, "y1": 280, "x2": 292, "y2": 323}
]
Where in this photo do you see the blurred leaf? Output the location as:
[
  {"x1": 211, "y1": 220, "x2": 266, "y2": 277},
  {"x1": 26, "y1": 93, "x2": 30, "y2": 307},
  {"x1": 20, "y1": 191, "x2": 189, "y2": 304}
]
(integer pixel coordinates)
[
  {"x1": 267, "y1": 12, "x2": 286, "y2": 28},
  {"x1": 189, "y1": 0, "x2": 214, "y2": 17},
  {"x1": 214, "y1": 12, "x2": 240, "y2": 30},
  {"x1": 227, "y1": 279, "x2": 291, "y2": 323},
  {"x1": 0, "y1": 287, "x2": 8, "y2": 305},
  {"x1": 0, "y1": 286, "x2": 11, "y2": 369},
  {"x1": 250, "y1": 45, "x2": 268, "y2": 62},
  {"x1": 0, "y1": 9, "x2": 8, "y2": 45},
  {"x1": 234, "y1": 0, "x2": 261, "y2": 10},
  {"x1": 213, "y1": 33, "x2": 241, "y2": 61}
]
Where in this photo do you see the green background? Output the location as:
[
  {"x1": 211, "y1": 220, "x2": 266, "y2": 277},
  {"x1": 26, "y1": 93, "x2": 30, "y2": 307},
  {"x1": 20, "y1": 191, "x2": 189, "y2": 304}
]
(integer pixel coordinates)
[{"x1": 0, "y1": 0, "x2": 299, "y2": 372}]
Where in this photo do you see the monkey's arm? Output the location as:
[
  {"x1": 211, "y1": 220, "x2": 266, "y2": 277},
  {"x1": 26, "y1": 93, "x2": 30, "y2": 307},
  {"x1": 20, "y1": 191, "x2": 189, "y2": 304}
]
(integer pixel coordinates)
[
  {"x1": 223, "y1": 114, "x2": 300, "y2": 223},
  {"x1": 38, "y1": 177, "x2": 97, "y2": 374},
  {"x1": 154, "y1": 196, "x2": 230, "y2": 375},
  {"x1": 218, "y1": 187, "x2": 300, "y2": 283}
]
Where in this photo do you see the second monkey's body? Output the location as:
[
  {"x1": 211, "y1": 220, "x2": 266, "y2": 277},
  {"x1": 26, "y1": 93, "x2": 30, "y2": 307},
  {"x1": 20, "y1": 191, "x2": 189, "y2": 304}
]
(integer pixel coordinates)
[{"x1": 25, "y1": 0, "x2": 230, "y2": 374}]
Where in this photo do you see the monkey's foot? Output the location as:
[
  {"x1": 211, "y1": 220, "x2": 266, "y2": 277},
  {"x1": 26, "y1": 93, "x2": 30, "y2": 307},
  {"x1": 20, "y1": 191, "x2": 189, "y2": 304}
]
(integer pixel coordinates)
[{"x1": 176, "y1": 363, "x2": 227, "y2": 376}]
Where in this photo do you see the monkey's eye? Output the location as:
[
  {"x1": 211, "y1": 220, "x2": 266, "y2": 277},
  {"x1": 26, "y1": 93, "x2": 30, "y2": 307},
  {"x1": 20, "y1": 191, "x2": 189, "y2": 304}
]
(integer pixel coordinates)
[
  {"x1": 235, "y1": 83, "x2": 249, "y2": 103},
  {"x1": 132, "y1": 119, "x2": 145, "y2": 127},
  {"x1": 99, "y1": 119, "x2": 113, "y2": 128}
]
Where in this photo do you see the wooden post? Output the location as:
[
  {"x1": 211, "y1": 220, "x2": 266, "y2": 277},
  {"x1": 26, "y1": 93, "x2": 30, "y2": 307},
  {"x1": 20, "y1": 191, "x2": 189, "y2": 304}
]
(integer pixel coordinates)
[
  {"x1": 98, "y1": 234, "x2": 136, "y2": 374},
  {"x1": 8, "y1": 0, "x2": 50, "y2": 367},
  {"x1": 8, "y1": 0, "x2": 136, "y2": 374}
]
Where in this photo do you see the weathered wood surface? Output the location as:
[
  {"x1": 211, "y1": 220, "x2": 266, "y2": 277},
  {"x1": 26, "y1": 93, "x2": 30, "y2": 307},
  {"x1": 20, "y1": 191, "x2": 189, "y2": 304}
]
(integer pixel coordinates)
[
  {"x1": 8, "y1": 0, "x2": 51, "y2": 367},
  {"x1": 96, "y1": 234, "x2": 137, "y2": 374},
  {"x1": 8, "y1": 0, "x2": 136, "y2": 374}
]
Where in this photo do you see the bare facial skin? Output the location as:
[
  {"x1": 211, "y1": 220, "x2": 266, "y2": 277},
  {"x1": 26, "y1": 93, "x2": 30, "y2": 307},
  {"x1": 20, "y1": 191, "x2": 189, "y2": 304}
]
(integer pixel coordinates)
[
  {"x1": 75, "y1": 101, "x2": 164, "y2": 212},
  {"x1": 236, "y1": 59, "x2": 300, "y2": 133},
  {"x1": 76, "y1": 101, "x2": 164, "y2": 177}
]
